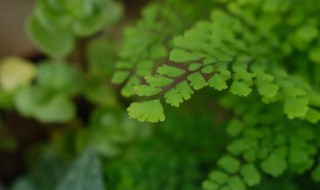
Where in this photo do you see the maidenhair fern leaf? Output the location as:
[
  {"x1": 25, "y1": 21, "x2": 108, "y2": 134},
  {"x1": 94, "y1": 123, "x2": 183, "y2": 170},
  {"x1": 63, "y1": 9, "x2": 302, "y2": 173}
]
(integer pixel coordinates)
[
  {"x1": 156, "y1": 65, "x2": 185, "y2": 77},
  {"x1": 227, "y1": 176, "x2": 246, "y2": 190},
  {"x1": 208, "y1": 75, "x2": 228, "y2": 91},
  {"x1": 127, "y1": 100, "x2": 165, "y2": 123},
  {"x1": 229, "y1": 81, "x2": 252, "y2": 97},
  {"x1": 260, "y1": 153, "x2": 287, "y2": 177},
  {"x1": 175, "y1": 81, "x2": 194, "y2": 100},
  {"x1": 187, "y1": 72, "x2": 208, "y2": 90},
  {"x1": 145, "y1": 75, "x2": 173, "y2": 87},
  {"x1": 218, "y1": 155, "x2": 240, "y2": 174},
  {"x1": 112, "y1": 0, "x2": 215, "y2": 97},
  {"x1": 170, "y1": 49, "x2": 204, "y2": 62},
  {"x1": 284, "y1": 97, "x2": 309, "y2": 119},
  {"x1": 240, "y1": 164, "x2": 261, "y2": 186},
  {"x1": 164, "y1": 89, "x2": 184, "y2": 107},
  {"x1": 133, "y1": 85, "x2": 161, "y2": 97}
]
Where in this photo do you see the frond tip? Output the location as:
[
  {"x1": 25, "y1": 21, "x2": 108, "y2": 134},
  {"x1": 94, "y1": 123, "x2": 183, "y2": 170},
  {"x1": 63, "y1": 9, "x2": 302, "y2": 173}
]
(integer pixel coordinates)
[{"x1": 127, "y1": 100, "x2": 165, "y2": 123}]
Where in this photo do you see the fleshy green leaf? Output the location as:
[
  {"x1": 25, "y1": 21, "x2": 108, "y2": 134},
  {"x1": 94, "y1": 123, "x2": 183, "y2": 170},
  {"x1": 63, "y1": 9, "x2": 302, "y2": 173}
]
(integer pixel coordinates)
[
  {"x1": 37, "y1": 62, "x2": 82, "y2": 95},
  {"x1": 34, "y1": 94, "x2": 75, "y2": 123},
  {"x1": 27, "y1": 16, "x2": 74, "y2": 57},
  {"x1": 0, "y1": 57, "x2": 36, "y2": 92},
  {"x1": 128, "y1": 100, "x2": 165, "y2": 123}
]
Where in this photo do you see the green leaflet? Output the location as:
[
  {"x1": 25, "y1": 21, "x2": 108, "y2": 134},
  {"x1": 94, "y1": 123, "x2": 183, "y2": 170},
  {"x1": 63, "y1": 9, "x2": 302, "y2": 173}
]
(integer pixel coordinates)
[
  {"x1": 208, "y1": 171, "x2": 229, "y2": 184},
  {"x1": 164, "y1": 89, "x2": 184, "y2": 107},
  {"x1": 175, "y1": 81, "x2": 194, "y2": 100},
  {"x1": 170, "y1": 49, "x2": 204, "y2": 62},
  {"x1": 156, "y1": 65, "x2": 185, "y2": 77},
  {"x1": 260, "y1": 153, "x2": 287, "y2": 177},
  {"x1": 208, "y1": 74, "x2": 228, "y2": 91},
  {"x1": 240, "y1": 164, "x2": 261, "y2": 186},
  {"x1": 218, "y1": 155, "x2": 240, "y2": 174},
  {"x1": 229, "y1": 81, "x2": 252, "y2": 97},
  {"x1": 145, "y1": 75, "x2": 173, "y2": 87},
  {"x1": 128, "y1": 100, "x2": 165, "y2": 123},
  {"x1": 284, "y1": 97, "x2": 309, "y2": 119},
  {"x1": 134, "y1": 85, "x2": 161, "y2": 96},
  {"x1": 227, "y1": 176, "x2": 246, "y2": 190},
  {"x1": 112, "y1": 71, "x2": 130, "y2": 84},
  {"x1": 188, "y1": 72, "x2": 208, "y2": 90}
]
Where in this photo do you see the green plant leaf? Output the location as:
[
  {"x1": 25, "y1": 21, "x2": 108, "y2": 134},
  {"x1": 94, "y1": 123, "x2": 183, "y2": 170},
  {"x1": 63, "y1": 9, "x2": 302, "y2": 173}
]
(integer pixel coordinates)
[
  {"x1": 227, "y1": 176, "x2": 245, "y2": 190},
  {"x1": 0, "y1": 57, "x2": 36, "y2": 93},
  {"x1": 164, "y1": 89, "x2": 184, "y2": 107},
  {"x1": 157, "y1": 65, "x2": 185, "y2": 77},
  {"x1": 209, "y1": 171, "x2": 229, "y2": 184},
  {"x1": 284, "y1": 97, "x2": 309, "y2": 119},
  {"x1": 57, "y1": 150, "x2": 105, "y2": 190},
  {"x1": 34, "y1": 94, "x2": 75, "y2": 123},
  {"x1": 175, "y1": 81, "x2": 194, "y2": 100},
  {"x1": 128, "y1": 100, "x2": 165, "y2": 123},
  {"x1": 218, "y1": 155, "x2": 240, "y2": 174},
  {"x1": 134, "y1": 85, "x2": 161, "y2": 97},
  {"x1": 260, "y1": 153, "x2": 287, "y2": 177},
  {"x1": 240, "y1": 164, "x2": 261, "y2": 186},
  {"x1": 188, "y1": 72, "x2": 207, "y2": 90},
  {"x1": 170, "y1": 49, "x2": 204, "y2": 62},
  {"x1": 37, "y1": 62, "x2": 82, "y2": 95},
  {"x1": 229, "y1": 81, "x2": 252, "y2": 96},
  {"x1": 27, "y1": 16, "x2": 75, "y2": 57},
  {"x1": 145, "y1": 75, "x2": 173, "y2": 87},
  {"x1": 13, "y1": 86, "x2": 75, "y2": 122},
  {"x1": 13, "y1": 86, "x2": 43, "y2": 117},
  {"x1": 208, "y1": 74, "x2": 228, "y2": 91},
  {"x1": 288, "y1": 148, "x2": 309, "y2": 164}
]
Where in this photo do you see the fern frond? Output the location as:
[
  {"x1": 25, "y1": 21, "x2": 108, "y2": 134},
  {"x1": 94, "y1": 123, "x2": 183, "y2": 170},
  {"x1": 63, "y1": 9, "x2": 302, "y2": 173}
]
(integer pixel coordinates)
[
  {"x1": 112, "y1": 0, "x2": 215, "y2": 97},
  {"x1": 127, "y1": 1, "x2": 320, "y2": 123}
]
